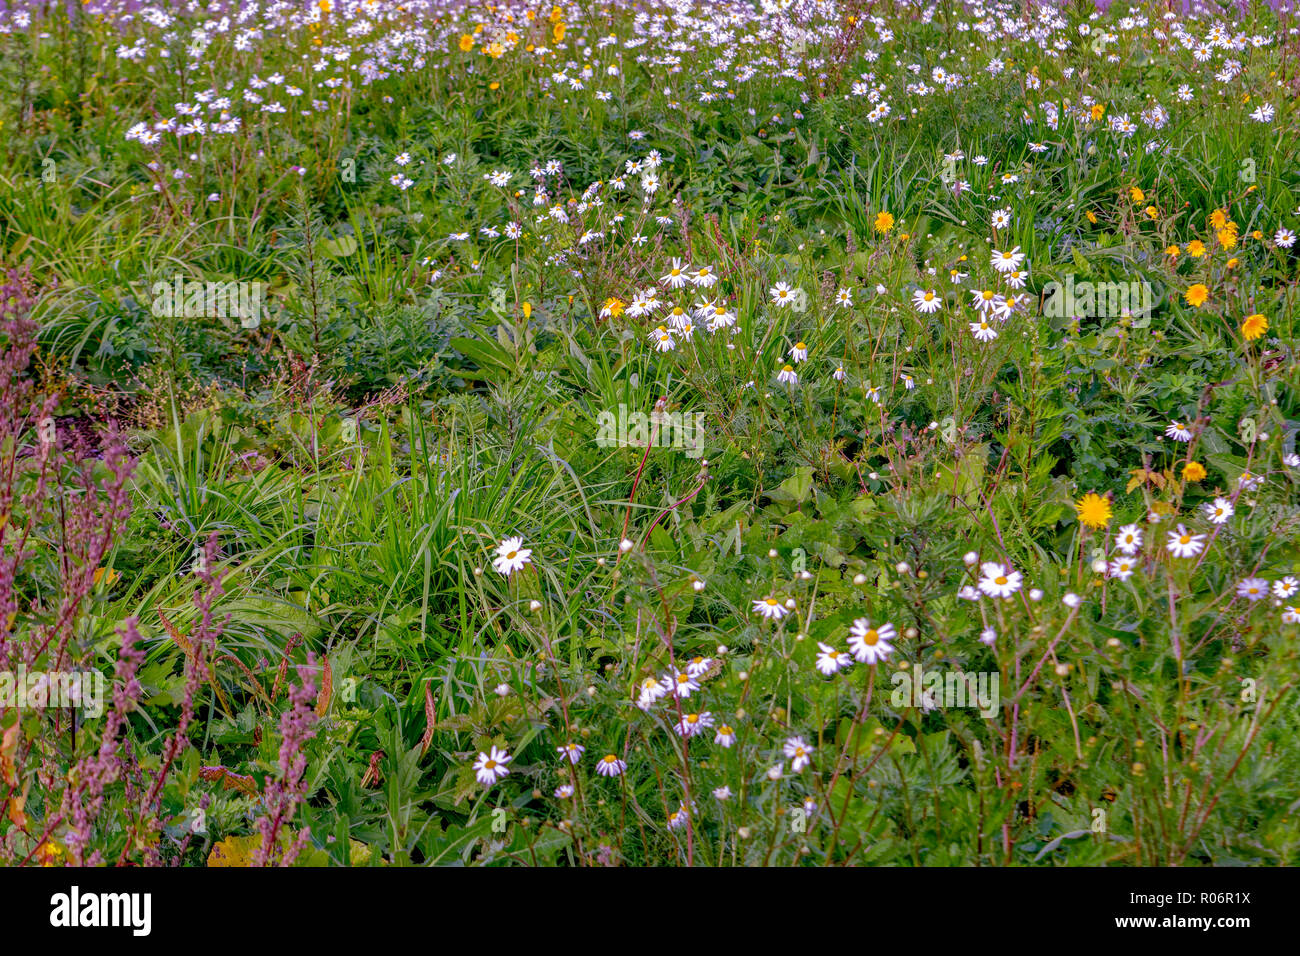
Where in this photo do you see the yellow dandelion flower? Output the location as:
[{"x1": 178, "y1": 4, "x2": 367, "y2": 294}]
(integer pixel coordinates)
[
  {"x1": 1075, "y1": 492, "x2": 1112, "y2": 530},
  {"x1": 458, "y1": 33, "x2": 474, "y2": 52},
  {"x1": 1186, "y1": 239, "x2": 1206, "y2": 257},
  {"x1": 1184, "y1": 284, "x2": 1209, "y2": 308},
  {"x1": 874, "y1": 211, "x2": 895, "y2": 234},
  {"x1": 1182, "y1": 461, "x2": 1207, "y2": 482},
  {"x1": 1241, "y1": 313, "x2": 1268, "y2": 341}
]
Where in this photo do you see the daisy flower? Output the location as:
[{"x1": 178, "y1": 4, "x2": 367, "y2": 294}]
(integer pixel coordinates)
[
  {"x1": 991, "y1": 247, "x2": 1025, "y2": 273},
  {"x1": 636, "y1": 676, "x2": 668, "y2": 710},
  {"x1": 685, "y1": 655, "x2": 713, "y2": 678},
  {"x1": 1108, "y1": 556, "x2": 1138, "y2": 581},
  {"x1": 770, "y1": 282, "x2": 797, "y2": 307},
  {"x1": 815, "y1": 642, "x2": 852, "y2": 675},
  {"x1": 595, "y1": 754, "x2": 627, "y2": 777},
  {"x1": 913, "y1": 289, "x2": 942, "y2": 313},
  {"x1": 1203, "y1": 497, "x2": 1234, "y2": 525},
  {"x1": 1272, "y1": 577, "x2": 1299, "y2": 600},
  {"x1": 473, "y1": 746, "x2": 512, "y2": 786},
  {"x1": 978, "y1": 562, "x2": 1023, "y2": 599},
  {"x1": 666, "y1": 669, "x2": 700, "y2": 698},
  {"x1": 847, "y1": 618, "x2": 896, "y2": 664},
  {"x1": 1165, "y1": 421, "x2": 1193, "y2": 441},
  {"x1": 492, "y1": 536, "x2": 533, "y2": 576},
  {"x1": 649, "y1": 326, "x2": 676, "y2": 352},
  {"x1": 676, "y1": 711, "x2": 714, "y2": 738},
  {"x1": 714, "y1": 725, "x2": 737, "y2": 748},
  {"x1": 784, "y1": 736, "x2": 814, "y2": 772},
  {"x1": 971, "y1": 289, "x2": 1002, "y2": 314},
  {"x1": 690, "y1": 264, "x2": 718, "y2": 288},
  {"x1": 557, "y1": 742, "x2": 585, "y2": 764},
  {"x1": 789, "y1": 341, "x2": 809, "y2": 363},
  {"x1": 753, "y1": 596, "x2": 791, "y2": 620},
  {"x1": 1236, "y1": 578, "x2": 1269, "y2": 601},
  {"x1": 660, "y1": 258, "x2": 690, "y2": 289},
  {"x1": 1166, "y1": 524, "x2": 1206, "y2": 558},
  {"x1": 776, "y1": 364, "x2": 798, "y2": 385},
  {"x1": 1114, "y1": 523, "x2": 1143, "y2": 554}
]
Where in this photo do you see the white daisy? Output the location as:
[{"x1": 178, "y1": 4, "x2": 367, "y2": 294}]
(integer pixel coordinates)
[
  {"x1": 815, "y1": 642, "x2": 852, "y2": 675},
  {"x1": 978, "y1": 562, "x2": 1023, "y2": 599},
  {"x1": 1272, "y1": 577, "x2": 1299, "y2": 600},
  {"x1": 492, "y1": 536, "x2": 533, "y2": 576},
  {"x1": 1236, "y1": 578, "x2": 1269, "y2": 601},
  {"x1": 1114, "y1": 524, "x2": 1144, "y2": 554},
  {"x1": 784, "y1": 737, "x2": 814, "y2": 772},
  {"x1": 557, "y1": 742, "x2": 585, "y2": 764},
  {"x1": 752, "y1": 596, "x2": 791, "y2": 620},
  {"x1": 595, "y1": 754, "x2": 627, "y2": 777},
  {"x1": 991, "y1": 246, "x2": 1025, "y2": 273},
  {"x1": 473, "y1": 746, "x2": 512, "y2": 786},
  {"x1": 1203, "y1": 497, "x2": 1234, "y2": 525},
  {"x1": 1108, "y1": 556, "x2": 1137, "y2": 581},
  {"x1": 847, "y1": 618, "x2": 896, "y2": 664},
  {"x1": 912, "y1": 289, "x2": 942, "y2": 313},
  {"x1": 1166, "y1": 524, "x2": 1206, "y2": 558}
]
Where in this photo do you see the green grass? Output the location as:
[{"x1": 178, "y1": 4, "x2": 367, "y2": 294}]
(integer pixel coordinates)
[{"x1": 1, "y1": 0, "x2": 1299, "y2": 867}]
